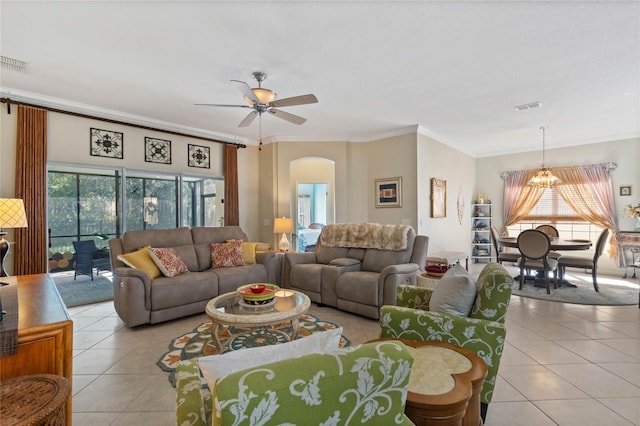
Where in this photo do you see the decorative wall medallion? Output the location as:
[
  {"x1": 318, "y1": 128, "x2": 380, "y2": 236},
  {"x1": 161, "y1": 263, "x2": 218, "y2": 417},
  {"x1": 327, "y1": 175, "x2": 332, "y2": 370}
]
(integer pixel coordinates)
[
  {"x1": 145, "y1": 137, "x2": 171, "y2": 164},
  {"x1": 188, "y1": 144, "x2": 210, "y2": 168},
  {"x1": 90, "y1": 128, "x2": 123, "y2": 159}
]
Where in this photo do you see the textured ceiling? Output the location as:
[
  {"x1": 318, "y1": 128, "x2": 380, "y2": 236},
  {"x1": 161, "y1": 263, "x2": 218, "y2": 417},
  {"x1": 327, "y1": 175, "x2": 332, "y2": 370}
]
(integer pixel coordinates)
[{"x1": 1, "y1": 1, "x2": 638, "y2": 157}]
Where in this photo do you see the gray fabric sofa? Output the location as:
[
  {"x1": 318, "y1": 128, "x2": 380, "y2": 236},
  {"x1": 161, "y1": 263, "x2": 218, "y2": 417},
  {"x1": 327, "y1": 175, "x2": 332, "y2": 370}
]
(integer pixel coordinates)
[
  {"x1": 282, "y1": 224, "x2": 429, "y2": 319},
  {"x1": 108, "y1": 226, "x2": 279, "y2": 327}
]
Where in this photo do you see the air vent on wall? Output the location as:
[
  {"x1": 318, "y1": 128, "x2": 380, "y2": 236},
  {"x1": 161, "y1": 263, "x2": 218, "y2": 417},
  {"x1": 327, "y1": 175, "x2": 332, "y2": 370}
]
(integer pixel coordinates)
[
  {"x1": 514, "y1": 101, "x2": 542, "y2": 111},
  {"x1": 1, "y1": 56, "x2": 28, "y2": 73}
]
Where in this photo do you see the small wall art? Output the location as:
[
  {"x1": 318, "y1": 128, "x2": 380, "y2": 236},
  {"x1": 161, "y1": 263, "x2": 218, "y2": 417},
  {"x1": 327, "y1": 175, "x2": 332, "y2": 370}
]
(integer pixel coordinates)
[
  {"x1": 90, "y1": 128, "x2": 123, "y2": 159},
  {"x1": 375, "y1": 177, "x2": 402, "y2": 208},
  {"x1": 188, "y1": 144, "x2": 210, "y2": 168},
  {"x1": 431, "y1": 178, "x2": 446, "y2": 218},
  {"x1": 620, "y1": 185, "x2": 632, "y2": 196},
  {"x1": 145, "y1": 137, "x2": 171, "y2": 164}
]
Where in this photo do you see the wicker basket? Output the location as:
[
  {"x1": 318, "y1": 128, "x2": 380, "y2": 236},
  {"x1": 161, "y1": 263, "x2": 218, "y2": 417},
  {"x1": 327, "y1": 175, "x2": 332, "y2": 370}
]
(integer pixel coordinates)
[{"x1": 0, "y1": 374, "x2": 70, "y2": 426}]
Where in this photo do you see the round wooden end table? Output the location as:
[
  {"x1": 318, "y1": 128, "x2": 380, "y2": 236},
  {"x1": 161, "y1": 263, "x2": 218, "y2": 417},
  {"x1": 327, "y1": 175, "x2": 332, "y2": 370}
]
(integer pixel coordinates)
[
  {"x1": 370, "y1": 338, "x2": 487, "y2": 426},
  {"x1": 205, "y1": 288, "x2": 311, "y2": 352}
]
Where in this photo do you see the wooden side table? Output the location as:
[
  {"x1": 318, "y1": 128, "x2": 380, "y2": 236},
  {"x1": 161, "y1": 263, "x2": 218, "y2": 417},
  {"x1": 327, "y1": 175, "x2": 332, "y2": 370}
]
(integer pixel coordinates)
[
  {"x1": 0, "y1": 374, "x2": 70, "y2": 425},
  {"x1": 370, "y1": 338, "x2": 487, "y2": 426},
  {"x1": 0, "y1": 274, "x2": 73, "y2": 426}
]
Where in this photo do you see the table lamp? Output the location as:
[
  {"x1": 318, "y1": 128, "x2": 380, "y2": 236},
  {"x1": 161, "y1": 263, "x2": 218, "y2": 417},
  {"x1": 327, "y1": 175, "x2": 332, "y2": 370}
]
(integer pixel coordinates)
[
  {"x1": 0, "y1": 198, "x2": 29, "y2": 277},
  {"x1": 273, "y1": 217, "x2": 294, "y2": 252}
]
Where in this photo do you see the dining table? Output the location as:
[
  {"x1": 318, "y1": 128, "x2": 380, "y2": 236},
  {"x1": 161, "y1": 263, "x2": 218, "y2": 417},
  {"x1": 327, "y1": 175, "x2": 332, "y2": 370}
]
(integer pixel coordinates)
[
  {"x1": 497, "y1": 236, "x2": 593, "y2": 287},
  {"x1": 497, "y1": 236, "x2": 593, "y2": 251}
]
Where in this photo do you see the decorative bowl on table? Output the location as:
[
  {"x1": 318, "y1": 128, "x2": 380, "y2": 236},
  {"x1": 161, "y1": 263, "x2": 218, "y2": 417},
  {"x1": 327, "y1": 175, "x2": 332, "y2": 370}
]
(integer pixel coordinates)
[{"x1": 237, "y1": 283, "x2": 279, "y2": 305}]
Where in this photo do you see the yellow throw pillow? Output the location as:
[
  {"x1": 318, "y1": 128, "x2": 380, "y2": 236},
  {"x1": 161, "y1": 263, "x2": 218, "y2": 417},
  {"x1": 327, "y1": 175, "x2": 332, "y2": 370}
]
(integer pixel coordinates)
[
  {"x1": 241, "y1": 242, "x2": 258, "y2": 265},
  {"x1": 117, "y1": 245, "x2": 162, "y2": 279}
]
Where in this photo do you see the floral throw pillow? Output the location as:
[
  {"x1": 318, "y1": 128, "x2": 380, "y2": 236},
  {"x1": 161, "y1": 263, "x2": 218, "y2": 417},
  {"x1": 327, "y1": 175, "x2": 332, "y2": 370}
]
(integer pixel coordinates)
[
  {"x1": 211, "y1": 241, "x2": 245, "y2": 269},
  {"x1": 148, "y1": 247, "x2": 189, "y2": 277}
]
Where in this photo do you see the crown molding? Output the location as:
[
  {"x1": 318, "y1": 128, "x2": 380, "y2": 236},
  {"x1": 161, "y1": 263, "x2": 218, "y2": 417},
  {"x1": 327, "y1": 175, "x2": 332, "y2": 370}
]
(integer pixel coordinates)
[{"x1": 0, "y1": 87, "x2": 248, "y2": 145}]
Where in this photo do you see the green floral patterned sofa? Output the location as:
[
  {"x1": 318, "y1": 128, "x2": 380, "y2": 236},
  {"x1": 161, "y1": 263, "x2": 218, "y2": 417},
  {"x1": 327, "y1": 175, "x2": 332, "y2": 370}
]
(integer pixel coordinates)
[
  {"x1": 176, "y1": 340, "x2": 416, "y2": 426},
  {"x1": 379, "y1": 262, "x2": 514, "y2": 421}
]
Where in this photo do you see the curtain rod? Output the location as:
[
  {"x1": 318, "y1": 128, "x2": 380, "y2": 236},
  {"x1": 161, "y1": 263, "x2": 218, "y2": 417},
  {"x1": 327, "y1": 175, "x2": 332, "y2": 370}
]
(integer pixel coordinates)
[{"x1": 0, "y1": 97, "x2": 247, "y2": 149}]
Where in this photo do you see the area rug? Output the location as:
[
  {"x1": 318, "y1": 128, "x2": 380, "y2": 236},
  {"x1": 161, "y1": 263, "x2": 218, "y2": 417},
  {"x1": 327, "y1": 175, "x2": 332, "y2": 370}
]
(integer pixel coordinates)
[
  {"x1": 157, "y1": 314, "x2": 351, "y2": 387},
  {"x1": 511, "y1": 273, "x2": 639, "y2": 305},
  {"x1": 53, "y1": 274, "x2": 113, "y2": 307}
]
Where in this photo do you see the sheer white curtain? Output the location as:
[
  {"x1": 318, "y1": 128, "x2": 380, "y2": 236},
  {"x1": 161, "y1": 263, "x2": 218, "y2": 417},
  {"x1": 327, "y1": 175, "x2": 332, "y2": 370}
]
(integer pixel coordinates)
[{"x1": 500, "y1": 170, "x2": 545, "y2": 229}]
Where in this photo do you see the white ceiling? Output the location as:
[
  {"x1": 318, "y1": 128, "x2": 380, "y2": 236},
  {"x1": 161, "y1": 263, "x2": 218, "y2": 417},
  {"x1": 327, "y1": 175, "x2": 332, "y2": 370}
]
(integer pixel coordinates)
[{"x1": 1, "y1": 1, "x2": 638, "y2": 157}]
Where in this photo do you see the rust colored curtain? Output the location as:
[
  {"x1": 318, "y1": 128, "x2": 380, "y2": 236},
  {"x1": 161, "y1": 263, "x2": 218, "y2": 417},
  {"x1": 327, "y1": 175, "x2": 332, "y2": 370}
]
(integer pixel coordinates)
[
  {"x1": 14, "y1": 105, "x2": 48, "y2": 275},
  {"x1": 224, "y1": 144, "x2": 239, "y2": 226}
]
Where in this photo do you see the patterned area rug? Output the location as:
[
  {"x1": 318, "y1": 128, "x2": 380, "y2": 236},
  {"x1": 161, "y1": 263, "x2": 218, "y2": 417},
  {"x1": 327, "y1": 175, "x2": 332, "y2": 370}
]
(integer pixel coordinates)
[
  {"x1": 511, "y1": 273, "x2": 639, "y2": 305},
  {"x1": 157, "y1": 314, "x2": 350, "y2": 386}
]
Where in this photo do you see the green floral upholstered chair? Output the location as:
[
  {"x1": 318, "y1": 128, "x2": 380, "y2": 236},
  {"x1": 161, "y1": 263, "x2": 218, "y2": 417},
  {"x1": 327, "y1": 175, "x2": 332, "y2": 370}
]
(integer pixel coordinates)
[
  {"x1": 176, "y1": 340, "x2": 416, "y2": 426},
  {"x1": 379, "y1": 262, "x2": 514, "y2": 421}
]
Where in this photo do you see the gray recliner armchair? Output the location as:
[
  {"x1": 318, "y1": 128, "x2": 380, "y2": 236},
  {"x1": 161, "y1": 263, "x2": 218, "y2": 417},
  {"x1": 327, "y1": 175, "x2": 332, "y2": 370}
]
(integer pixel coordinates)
[{"x1": 282, "y1": 223, "x2": 429, "y2": 319}]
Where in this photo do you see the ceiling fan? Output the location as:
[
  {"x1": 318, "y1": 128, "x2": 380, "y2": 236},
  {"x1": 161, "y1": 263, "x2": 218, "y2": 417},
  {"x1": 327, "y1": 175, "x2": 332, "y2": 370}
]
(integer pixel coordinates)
[{"x1": 196, "y1": 71, "x2": 318, "y2": 129}]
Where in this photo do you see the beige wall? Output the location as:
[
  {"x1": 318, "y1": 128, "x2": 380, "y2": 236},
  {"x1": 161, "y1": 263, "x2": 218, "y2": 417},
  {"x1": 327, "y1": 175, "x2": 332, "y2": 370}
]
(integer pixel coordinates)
[{"x1": 417, "y1": 131, "x2": 476, "y2": 255}]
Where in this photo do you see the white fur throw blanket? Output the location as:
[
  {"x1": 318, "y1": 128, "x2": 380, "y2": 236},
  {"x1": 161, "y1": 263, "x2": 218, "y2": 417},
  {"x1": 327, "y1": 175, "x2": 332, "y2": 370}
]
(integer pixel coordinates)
[{"x1": 319, "y1": 223, "x2": 411, "y2": 251}]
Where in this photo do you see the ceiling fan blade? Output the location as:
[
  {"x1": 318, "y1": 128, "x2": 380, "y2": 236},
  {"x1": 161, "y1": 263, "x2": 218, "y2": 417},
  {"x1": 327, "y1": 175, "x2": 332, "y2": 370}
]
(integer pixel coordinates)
[
  {"x1": 194, "y1": 103, "x2": 252, "y2": 108},
  {"x1": 238, "y1": 111, "x2": 258, "y2": 127},
  {"x1": 268, "y1": 108, "x2": 307, "y2": 125},
  {"x1": 230, "y1": 79, "x2": 260, "y2": 105},
  {"x1": 269, "y1": 94, "x2": 318, "y2": 108}
]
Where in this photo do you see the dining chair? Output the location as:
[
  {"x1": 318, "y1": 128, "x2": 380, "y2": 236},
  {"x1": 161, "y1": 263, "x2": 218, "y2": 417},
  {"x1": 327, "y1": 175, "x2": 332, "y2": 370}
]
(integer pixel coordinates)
[
  {"x1": 490, "y1": 226, "x2": 520, "y2": 265},
  {"x1": 517, "y1": 229, "x2": 558, "y2": 294},
  {"x1": 535, "y1": 224, "x2": 561, "y2": 259},
  {"x1": 557, "y1": 228, "x2": 609, "y2": 292}
]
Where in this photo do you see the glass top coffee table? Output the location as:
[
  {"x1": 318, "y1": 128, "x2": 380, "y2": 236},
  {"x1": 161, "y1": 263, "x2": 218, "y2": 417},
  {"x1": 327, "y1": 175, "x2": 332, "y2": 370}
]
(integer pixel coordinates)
[{"x1": 205, "y1": 288, "x2": 311, "y2": 352}]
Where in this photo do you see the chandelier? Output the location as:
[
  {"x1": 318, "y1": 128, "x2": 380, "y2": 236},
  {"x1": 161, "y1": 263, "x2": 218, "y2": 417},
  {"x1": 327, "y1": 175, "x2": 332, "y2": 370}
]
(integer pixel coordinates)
[{"x1": 528, "y1": 126, "x2": 561, "y2": 188}]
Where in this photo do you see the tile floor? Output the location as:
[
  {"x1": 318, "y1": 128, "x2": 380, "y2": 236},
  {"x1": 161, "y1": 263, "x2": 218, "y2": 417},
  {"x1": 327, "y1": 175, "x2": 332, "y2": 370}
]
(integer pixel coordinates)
[{"x1": 68, "y1": 266, "x2": 640, "y2": 425}]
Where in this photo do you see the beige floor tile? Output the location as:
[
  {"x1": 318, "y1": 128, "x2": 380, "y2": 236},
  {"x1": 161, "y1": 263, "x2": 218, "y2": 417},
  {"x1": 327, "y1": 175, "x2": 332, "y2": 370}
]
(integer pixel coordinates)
[
  {"x1": 484, "y1": 401, "x2": 558, "y2": 426},
  {"x1": 73, "y1": 330, "x2": 114, "y2": 350},
  {"x1": 507, "y1": 339, "x2": 589, "y2": 365},
  {"x1": 599, "y1": 398, "x2": 640, "y2": 425},
  {"x1": 555, "y1": 339, "x2": 639, "y2": 364},
  {"x1": 534, "y1": 399, "x2": 635, "y2": 426},
  {"x1": 546, "y1": 363, "x2": 640, "y2": 398},
  {"x1": 73, "y1": 374, "x2": 155, "y2": 412},
  {"x1": 492, "y1": 375, "x2": 527, "y2": 402},
  {"x1": 499, "y1": 365, "x2": 589, "y2": 400},
  {"x1": 601, "y1": 322, "x2": 640, "y2": 338},
  {"x1": 560, "y1": 320, "x2": 632, "y2": 340},
  {"x1": 111, "y1": 411, "x2": 176, "y2": 425},
  {"x1": 73, "y1": 374, "x2": 99, "y2": 396},
  {"x1": 601, "y1": 339, "x2": 640, "y2": 359},
  {"x1": 600, "y1": 363, "x2": 640, "y2": 386},
  {"x1": 73, "y1": 348, "x2": 133, "y2": 375},
  {"x1": 500, "y1": 342, "x2": 538, "y2": 366},
  {"x1": 125, "y1": 375, "x2": 176, "y2": 412},
  {"x1": 72, "y1": 412, "x2": 120, "y2": 426}
]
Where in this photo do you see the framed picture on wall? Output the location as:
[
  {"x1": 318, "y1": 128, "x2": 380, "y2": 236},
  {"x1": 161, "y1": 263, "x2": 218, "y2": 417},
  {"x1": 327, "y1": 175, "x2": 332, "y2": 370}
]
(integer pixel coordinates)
[
  {"x1": 145, "y1": 137, "x2": 171, "y2": 164},
  {"x1": 188, "y1": 144, "x2": 210, "y2": 168},
  {"x1": 431, "y1": 178, "x2": 446, "y2": 218},
  {"x1": 90, "y1": 128, "x2": 123, "y2": 159},
  {"x1": 620, "y1": 185, "x2": 632, "y2": 196},
  {"x1": 375, "y1": 177, "x2": 402, "y2": 208}
]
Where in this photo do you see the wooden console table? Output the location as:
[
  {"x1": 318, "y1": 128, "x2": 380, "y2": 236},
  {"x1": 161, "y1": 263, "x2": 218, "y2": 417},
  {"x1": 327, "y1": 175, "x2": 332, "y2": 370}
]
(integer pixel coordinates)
[{"x1": 0, "y1": 274, "x2": 73, "y2": 426}]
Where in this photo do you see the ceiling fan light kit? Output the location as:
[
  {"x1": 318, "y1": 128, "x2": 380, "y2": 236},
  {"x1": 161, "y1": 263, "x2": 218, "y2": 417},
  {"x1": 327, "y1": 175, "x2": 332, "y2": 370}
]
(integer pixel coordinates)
[{"x1": 196, "y1": 71, "x2": 318, "y2": 151}]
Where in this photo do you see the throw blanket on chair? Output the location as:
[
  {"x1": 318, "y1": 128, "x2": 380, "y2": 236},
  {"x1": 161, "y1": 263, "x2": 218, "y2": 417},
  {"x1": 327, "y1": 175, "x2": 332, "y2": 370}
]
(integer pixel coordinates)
[{"x1": 319, "y1": 223, "x2": 411, "y2": 251}]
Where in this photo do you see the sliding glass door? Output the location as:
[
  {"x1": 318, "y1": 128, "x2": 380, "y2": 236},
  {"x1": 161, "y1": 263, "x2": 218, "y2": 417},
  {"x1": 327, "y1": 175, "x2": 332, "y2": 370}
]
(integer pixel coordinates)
[{"x1": 47, "y1": 164, "x2": 223, "y2": 272}]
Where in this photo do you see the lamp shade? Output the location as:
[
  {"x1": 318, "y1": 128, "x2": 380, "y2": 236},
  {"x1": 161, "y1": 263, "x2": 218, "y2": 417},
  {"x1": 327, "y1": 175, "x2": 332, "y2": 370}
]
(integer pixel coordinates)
[
  {"x1": 273, "y1": 217, "x2": 294, "y2": 234},
  {"x1": 0, "y1": 199, "x2": 28, "y2": 229}
]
